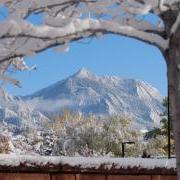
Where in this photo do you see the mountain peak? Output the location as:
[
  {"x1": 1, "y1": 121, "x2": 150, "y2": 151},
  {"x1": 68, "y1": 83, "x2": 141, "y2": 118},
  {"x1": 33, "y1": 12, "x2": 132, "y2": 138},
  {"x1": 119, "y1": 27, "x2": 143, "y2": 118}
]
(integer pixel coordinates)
[
  {"x1": 23, "y1": 69, "x2": 164, "y2": 129},
  {"x1": 74, "y1": 68, "x2": 95, "y2": 78}
]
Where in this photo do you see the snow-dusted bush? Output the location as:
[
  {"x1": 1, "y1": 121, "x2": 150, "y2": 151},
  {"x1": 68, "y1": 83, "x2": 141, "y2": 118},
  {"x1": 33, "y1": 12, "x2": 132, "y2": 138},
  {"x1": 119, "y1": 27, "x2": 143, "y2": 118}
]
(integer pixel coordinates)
[
  {"x1": 145, "y1": 135, "x2": 168, "y2": 156},
  {"x1": 49, "y1": 111, "x2": 142, "y2": 157}
]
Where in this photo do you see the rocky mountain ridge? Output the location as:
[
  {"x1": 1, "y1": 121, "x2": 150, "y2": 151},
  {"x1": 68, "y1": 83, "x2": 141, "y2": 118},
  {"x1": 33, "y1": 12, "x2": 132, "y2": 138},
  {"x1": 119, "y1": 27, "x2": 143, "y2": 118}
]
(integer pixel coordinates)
[{"x1": 24, "y1": 68, "x2": 164, "y2": 129}]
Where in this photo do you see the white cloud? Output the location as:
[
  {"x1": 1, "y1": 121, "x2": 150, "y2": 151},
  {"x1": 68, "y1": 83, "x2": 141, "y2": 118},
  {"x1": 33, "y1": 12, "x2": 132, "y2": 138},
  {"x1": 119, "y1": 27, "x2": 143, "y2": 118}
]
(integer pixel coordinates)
[{"x1": 26, "y1": 98, "x2": 73, "y2": 113}]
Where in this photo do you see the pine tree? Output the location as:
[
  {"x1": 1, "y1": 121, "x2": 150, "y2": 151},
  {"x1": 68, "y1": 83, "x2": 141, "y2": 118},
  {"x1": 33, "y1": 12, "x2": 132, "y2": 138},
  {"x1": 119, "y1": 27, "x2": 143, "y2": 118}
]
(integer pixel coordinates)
[
  {"x1": 145, "y1": 97, "x2": 175, "y2": 155},
  {"x1": 40, "y1": 129, "x2": 57, "y2": 156}
]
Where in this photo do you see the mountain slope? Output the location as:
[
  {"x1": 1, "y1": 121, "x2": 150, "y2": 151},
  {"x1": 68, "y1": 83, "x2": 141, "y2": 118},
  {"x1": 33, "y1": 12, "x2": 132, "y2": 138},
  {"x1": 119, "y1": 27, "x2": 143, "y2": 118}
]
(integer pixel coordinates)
[
  {"x1": 0, "y1": 88, "x2": 49, "y2": 132},
  {"x1": 24, "y1": 68, "x2": 164, "y2": 129}
]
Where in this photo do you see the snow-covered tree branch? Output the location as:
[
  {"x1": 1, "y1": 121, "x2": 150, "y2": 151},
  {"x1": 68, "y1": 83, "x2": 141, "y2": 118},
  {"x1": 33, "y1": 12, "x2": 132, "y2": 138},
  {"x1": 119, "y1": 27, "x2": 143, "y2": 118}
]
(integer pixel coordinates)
[{"x1": 0, "y1": 0, "x2": 177, "y2": 83}]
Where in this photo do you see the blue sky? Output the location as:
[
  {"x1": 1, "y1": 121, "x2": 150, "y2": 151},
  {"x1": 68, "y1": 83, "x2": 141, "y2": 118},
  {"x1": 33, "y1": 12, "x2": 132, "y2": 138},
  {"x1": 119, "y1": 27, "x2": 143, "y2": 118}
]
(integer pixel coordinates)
[{"x1": 5, "y1": 34, "x2": 167, "y2": 96}]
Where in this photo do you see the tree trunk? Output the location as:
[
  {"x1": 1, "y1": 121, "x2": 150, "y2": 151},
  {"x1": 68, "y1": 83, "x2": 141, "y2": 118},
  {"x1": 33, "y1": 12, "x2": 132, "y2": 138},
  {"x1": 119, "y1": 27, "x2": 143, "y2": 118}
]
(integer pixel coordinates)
[{"x1": 165, "y1": 27, "x2": 180, "y2": 180}]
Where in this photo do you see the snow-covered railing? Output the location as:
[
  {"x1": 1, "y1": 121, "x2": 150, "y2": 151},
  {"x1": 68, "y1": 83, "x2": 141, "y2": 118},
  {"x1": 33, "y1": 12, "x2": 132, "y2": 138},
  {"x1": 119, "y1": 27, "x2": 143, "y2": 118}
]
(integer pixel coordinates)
[
  {"x1": 0, "y1": 155, "x2": 177, "y2": 180},
  {"x1": 0, "y1": 155, "x2": 176, "y2": 174}
]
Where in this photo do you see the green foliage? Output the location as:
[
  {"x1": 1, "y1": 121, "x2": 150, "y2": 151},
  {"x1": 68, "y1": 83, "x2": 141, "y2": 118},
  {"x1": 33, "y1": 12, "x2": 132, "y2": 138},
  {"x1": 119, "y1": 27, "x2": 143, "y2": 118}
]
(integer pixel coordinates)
[
  {"x1": 144, "y1": 128, "x2": 161, "y2": 139},
  {"x1": 144, "y1": 97, "x2": 175, "y2": 155}
]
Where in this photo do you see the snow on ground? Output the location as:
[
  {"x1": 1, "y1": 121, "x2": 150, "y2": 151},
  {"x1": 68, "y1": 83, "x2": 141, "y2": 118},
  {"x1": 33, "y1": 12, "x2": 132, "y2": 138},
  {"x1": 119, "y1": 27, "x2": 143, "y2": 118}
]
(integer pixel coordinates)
[{"x1": 0, "y1": 155, "x2": 176, "y2": 170}]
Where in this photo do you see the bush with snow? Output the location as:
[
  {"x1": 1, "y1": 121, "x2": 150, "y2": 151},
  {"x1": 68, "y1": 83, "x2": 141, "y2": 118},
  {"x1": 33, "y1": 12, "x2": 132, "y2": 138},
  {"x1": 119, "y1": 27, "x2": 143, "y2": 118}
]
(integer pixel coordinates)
[{"x1": 49, "y1": 111, "x2": 142, "y2": 157}]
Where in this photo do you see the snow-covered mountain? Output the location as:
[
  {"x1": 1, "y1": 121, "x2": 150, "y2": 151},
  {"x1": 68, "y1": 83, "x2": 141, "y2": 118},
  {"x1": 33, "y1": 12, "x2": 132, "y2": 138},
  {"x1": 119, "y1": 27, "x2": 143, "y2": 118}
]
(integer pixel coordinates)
[
  {"x1": 24, "y1": 68, "x2": 164, "y2": 129},
  {"x1": 0, "y1": 88, "x2": 49, "y2": 133}
]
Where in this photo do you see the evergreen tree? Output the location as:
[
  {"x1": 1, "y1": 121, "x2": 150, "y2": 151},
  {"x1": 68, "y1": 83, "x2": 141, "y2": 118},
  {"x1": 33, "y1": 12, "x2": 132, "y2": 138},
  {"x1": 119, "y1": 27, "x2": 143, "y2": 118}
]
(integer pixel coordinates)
[
  {"x1": 145, "y1": 97, "x2": 175, "y2": 155},
  {"x1": 40, "y1": 129, "x2": 57, "y2": 156}
]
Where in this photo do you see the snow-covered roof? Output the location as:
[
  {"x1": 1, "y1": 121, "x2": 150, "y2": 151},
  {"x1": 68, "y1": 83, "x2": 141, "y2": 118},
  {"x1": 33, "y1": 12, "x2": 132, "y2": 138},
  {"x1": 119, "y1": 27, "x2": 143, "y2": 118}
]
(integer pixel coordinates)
[{"x1": 0, "y1": 155, "x2": 176, "y2": 175}]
